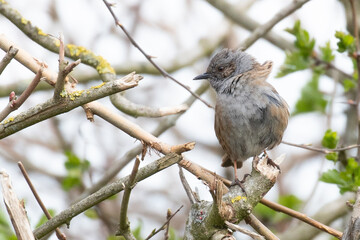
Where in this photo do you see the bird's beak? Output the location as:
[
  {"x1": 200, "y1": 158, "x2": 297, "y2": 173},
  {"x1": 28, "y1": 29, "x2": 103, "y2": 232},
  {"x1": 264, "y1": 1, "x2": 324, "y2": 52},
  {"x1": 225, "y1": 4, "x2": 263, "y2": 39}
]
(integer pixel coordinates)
[{"x1": 193, "y1": 73, "x2": 211, "y2": 80}]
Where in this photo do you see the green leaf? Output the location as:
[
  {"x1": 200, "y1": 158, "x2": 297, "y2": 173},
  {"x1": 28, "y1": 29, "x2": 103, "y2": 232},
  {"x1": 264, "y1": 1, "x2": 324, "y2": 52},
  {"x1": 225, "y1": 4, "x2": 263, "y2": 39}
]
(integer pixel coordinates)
[
  {"x1": 84, "y1": 209, "x2": 98, "y2": 219},
  {"x1": 286, "y1": 20, "x2": 315, "y2": 57},
  {"x1": 276, "y1": 51, "x2": 311, "y2": 78},
  {"x1": 292, "y1": 74, "x2": 328, "y2": 115},
  {"x1": 320, "y1": 169, "x2": 342, "y2": 184},
  {"x1": 35, "y1": 209, "x2": 56, "y2": 228},
  {"x1": 62, "y1": 151, "x2": 90, "y2": 191},
  {"x1": 321, "y1": 129, "x2": 339, "y2": 149},
  {"x1": 335, "y1": 31, "x2": 355, "y2": 53},
  {"x1": 343, "y1": 78, "x2": 356, "y2": 92},
  {"x1": 325, "y1": 152, "x2": 338, "y2": 162},
  {"x1": 319, "y1": 41, "x2": 335, "y2": 63}
]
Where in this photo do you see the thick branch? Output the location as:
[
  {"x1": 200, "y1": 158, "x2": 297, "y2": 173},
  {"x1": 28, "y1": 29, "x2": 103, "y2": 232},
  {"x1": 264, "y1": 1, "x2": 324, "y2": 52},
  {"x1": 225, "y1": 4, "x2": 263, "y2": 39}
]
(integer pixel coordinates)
[
  {"x1": 0, "y1": 73, "x2": 142, "y2": 139},
  {"x1": 33, "y1": 153, "x2": 182, "y2": 239},
  {"x1": 0, "y1": 171, "x2": 35, "y2": 240}
]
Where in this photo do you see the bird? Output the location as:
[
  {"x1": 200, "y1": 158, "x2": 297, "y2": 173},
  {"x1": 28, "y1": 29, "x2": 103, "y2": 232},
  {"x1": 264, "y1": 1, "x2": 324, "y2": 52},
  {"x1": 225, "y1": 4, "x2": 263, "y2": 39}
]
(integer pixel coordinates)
[{"x1": 193, "y1": 48, "x2": 289, "y2": 186}]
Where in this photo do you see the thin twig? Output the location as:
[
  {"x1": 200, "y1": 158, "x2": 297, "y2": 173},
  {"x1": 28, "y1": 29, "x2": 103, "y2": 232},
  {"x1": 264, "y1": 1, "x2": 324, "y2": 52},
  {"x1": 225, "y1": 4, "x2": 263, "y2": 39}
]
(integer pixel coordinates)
[
  {"x1": 244, "y1": 214, "x2": 277, "y2": 240},
  {"x1": 349, "y1": 0, "x2": 360, "y2": 161},
  {"x1": 225, "y1": 221, "x2": 265, "y2": 240},
  {"x1": 144, "y1": 205, "x2": 183, "y2": 240},
  {"x1": 0, "y1": 45, "x2": 18, "y2": 75},
  {"x1": 117, "y1": 156, "x2": 140, "y2": 239},
  {"x1": 240, "y1": 0, "x2": 311, "y2": 49},
  {"x1": 0, "y1": 67, "x2": 43, "y2": 122},
  {"x1": 53, "y1": 35, "x2": 81, "y2": 100},
  {"x1": 102, "y1": 0, "x2": 214, "y2": 109},
  {"x1": 282, "y1": 140, "x2": 360, "y2": 154},
  {"x1": 164, "y1": 209, "x2": 171, "y2": 240},
  {"x1": 54, "y1": 34, "x2": 66, "y2": 100},
  {"x1": 260, "y1": 198, "x2": 343, "y2": 239},
  {"x1": 178, "y1": 166, "x2": 196, "y2": 204},
  {"x1": 17, "y1": 162, "x2": 66, "y2": 240}
]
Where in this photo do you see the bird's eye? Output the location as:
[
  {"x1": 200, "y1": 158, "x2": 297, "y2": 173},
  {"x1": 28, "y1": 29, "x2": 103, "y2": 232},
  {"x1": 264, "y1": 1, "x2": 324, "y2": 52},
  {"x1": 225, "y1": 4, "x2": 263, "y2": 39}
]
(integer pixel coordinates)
[{"x1": 218, "y1": 66, "x2": 224, "y2": 71}]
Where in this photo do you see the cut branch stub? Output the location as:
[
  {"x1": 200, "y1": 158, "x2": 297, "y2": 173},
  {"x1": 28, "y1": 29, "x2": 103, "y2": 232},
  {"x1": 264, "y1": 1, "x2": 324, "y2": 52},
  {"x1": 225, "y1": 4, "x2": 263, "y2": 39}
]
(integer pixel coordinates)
[{"x1": 184, "y1": 154, "x2": 283, "y2": 240}]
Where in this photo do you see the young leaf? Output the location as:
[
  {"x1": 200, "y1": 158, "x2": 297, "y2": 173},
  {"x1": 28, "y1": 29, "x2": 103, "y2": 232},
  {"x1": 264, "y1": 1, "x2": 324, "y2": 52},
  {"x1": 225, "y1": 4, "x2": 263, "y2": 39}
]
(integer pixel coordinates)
[
  {"x1": 286, "y1": 20, "x2": 315, "y2": 57},
  {"x1": 292, "y1": 74, "x2": 328, "y2": 115},
  {"x1": 321, "y1": 129, "x2": 339, "y2": 149},
  {"x1": 319, "y1": 41, "x2": 335, "y2": 63},
  {"x1": 343, "y1": 78, "x2": 356, "y2": 92},
  {"x1": 335, "y1": 31, "x2": 355, "y2": 53},
  {"x1": 276, "y1": 51, "x2": 311, "y2": 78}
]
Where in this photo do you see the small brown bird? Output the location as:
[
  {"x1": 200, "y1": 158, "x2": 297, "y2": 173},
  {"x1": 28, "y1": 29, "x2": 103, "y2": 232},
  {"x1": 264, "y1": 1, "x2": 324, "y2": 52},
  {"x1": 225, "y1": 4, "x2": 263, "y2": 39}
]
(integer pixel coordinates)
[{"x1": 194, "y1": 49, "x2": 289, "y2": 184}]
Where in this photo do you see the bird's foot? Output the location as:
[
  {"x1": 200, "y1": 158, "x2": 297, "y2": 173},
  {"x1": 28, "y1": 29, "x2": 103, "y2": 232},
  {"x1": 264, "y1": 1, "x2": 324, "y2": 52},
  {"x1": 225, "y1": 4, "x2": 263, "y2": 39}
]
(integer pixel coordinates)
[
  {"x1": 267, "y1": 157, "x2": 281, "y2": 173},
  {"x1": 230, "y1": 174, "x2": 251, "y2": 196}
]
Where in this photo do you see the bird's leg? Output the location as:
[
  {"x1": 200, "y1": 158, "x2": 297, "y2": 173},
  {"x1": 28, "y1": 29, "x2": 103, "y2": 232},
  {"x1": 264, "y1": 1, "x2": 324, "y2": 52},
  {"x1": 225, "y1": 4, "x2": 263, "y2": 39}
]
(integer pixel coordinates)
[
  {"x1": 264, "y1": 150, "x2": 281, "y2": 172},
  {"x1": 230, "y1": 161, "x2": 247, "y2": 195}
]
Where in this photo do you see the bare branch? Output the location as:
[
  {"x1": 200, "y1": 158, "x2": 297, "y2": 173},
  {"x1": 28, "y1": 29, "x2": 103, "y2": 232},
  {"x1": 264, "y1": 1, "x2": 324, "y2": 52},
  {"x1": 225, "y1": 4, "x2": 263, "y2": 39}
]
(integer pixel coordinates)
[
  {"x1": 145, "y1": 205, "x2": 183, "y2": 240},
  {"x1": 0, "y1": 45, "x2": 18, "y2": 75},
  {"x1": 17, "y1": 162, "x2": 66, "y2": 240},
  {"x1": 260, "y1": 198, "x2": 343, "y2": 239},
  {"x1": 116, "y1": 156, "x2": 140, "y2": 240},
  {"x1": 0, "y1": 170, "x2": 35, "y2": 240},
  {"x1": 244, "y1": 214, "x2": 277, "y2": 240},
  {"x1": 225, "y1": 220, "x2": 265, "y2": 240},
  {"x1": 342, "y1": 188, "x2": 360, "y2": 240},
  {"x1": 0, "y1": 73, "x2": 142, "y2": 139},
  {"x1": 33, "y1": 153, "x2": 182, "y2": 239},
  {"x1": 0, "y1": 67, "x2": 43, "y2": 122},
  {"x1": 282, "y1": 141, "x2": 360, "y2": 154},
  {"x1": 89, "y1": 101, "x2": 195, "y2": 155},
  {"x1": 178, "y1": 166, "x2": 197, "y2": 204},
  {"x1": 240, "y1": 0, "x2": 311, "y2": 49},
  {"x1": 77, "y1": 82, "x2": 210, "y2": 200},
  {"x1": 102, "y1": 0, "x2": 213, "y2": 109}
]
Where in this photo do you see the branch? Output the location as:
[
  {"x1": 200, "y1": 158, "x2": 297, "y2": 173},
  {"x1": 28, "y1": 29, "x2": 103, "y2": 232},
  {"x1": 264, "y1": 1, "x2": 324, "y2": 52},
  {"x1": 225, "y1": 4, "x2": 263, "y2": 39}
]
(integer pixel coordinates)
[
  {"x1": 260, "y1": 198, "x2": 343, "y2": 239},
  {"x1": 278, "y1": 193, "x2": 353, "y2": 240},
  {"x1": 349, "y1": 0, "x2": 360, "y2": 161},
  {"x1": 244, "y1": 214, "x2": 278, "y2": 240},
  {"x1": 88, "y1": 101, "x2": 195, "y2": 155},
  {"x1": 18, "y1": 162, "x2": 66, "y2": 240},
  {"x1": 0, "y1": 45, "x2": 18, "y2": 75},
  {"x1": 282, "y1": 141, "x2": 360, "y2": 154},
  {"x1": 77, "y1": 82, "x2": 210, "y2": 200},
  {"x1": 183, "y1": 155, "x2": 283, "y2": 240},
  {"x1": 110, "y1": 94, "x2": 189, "y2": 118},
  {"x1": 239, "y1": 0, "x2": 311, "y2": 49},
  {"x1": 0, "y1": 170, "x2": 35, "y2": 240},
  {"x1": 53, "y1": 34, "x2": 66, "y2": 100},
  {"x1": 33, "y1": 153, "x2": 182, "y2": 239},
  {"x1": 102, "y1": 0, "x2": 213, "y2": 109},
  {"x1": 225, "y1": 221, "x2": 265, "y2": 240},
  {"x1": 116, "y1": 156, "x2": 140, "y2": 240},
  {"x1": 0, "y1": 72, "x2": 142, "y2": 139},
  {"x1": 342, "y1": 188, "x2": 360, "y2": 240},
  {"x1": 0, "y1": 67, "x2": 43, "y2": 122},
  {"x1": 145, "y1": 206, "x2": 183, "y2": 240}
]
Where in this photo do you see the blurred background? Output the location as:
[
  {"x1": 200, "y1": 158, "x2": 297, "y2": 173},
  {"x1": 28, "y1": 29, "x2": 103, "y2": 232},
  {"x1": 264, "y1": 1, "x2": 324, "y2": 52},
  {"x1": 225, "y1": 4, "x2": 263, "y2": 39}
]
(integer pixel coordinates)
[{"x1": 0, "y1": 0, "x2": 357, "y2": 239}]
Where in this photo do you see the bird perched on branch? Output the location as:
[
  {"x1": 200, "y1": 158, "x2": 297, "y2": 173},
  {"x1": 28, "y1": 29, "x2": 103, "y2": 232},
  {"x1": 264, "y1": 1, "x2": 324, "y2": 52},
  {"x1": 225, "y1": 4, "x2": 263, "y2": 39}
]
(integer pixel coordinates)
[{"x1": 194, "y1": 48, "x2": 289, "y2": 186}]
